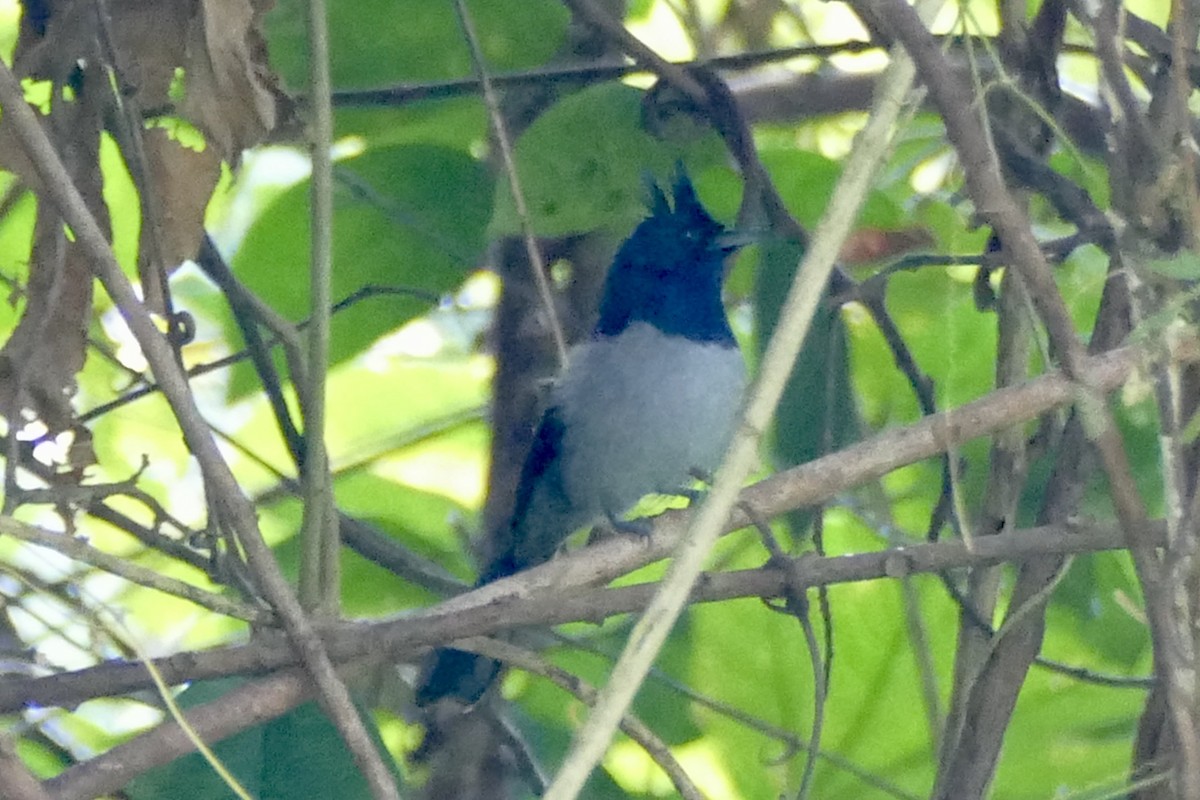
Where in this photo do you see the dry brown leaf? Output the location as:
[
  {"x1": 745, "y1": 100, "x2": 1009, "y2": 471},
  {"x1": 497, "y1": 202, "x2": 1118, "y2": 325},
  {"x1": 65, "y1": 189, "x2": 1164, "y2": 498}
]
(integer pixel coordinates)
[
  {"x1": 181, "y1": 0, "x2": 285, "y2": 160},
  {"x1": 0, "y1": 0, "x2": 289, "y2": 431},
  {"x1": 102, "y1": 0, "x2": 288, "y2": 161},
  {"x1": 137, "y1": 126, "x2": 222, "y2": 310},
  {"x1": 0, "y1": 70, "x2": 107, "y2": 434}
]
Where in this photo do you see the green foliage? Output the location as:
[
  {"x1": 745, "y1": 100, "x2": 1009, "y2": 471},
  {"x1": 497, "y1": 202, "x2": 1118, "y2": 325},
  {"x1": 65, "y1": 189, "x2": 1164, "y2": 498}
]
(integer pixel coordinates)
[
  {"x1": 0, "y1": 188, "x2": 34, "y2": 331},
  {"x1": 265, "y1": 0, "x2": 570, "y2": 89},
  {"x1": 228, "y1": 144, "x2": 491, "y2": 397},
  {"x1": 127, "y1": 679, "x2": 398, "y2": 800},
  {"x1": 490, "y1": 84, "x2": 729, "y2": 236}
]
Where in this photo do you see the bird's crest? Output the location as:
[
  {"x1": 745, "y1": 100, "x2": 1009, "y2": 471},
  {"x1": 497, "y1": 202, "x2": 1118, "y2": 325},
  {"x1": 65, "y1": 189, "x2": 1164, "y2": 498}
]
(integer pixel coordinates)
[{"x1": 642, "y1": 166, "x2": 711, "y2": 227}]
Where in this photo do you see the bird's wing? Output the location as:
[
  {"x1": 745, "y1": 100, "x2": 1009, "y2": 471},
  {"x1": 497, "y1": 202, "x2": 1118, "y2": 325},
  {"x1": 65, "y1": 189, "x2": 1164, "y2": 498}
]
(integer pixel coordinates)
[{"x1": 482, "y1": 405, "x2": 569, "y2": 581}]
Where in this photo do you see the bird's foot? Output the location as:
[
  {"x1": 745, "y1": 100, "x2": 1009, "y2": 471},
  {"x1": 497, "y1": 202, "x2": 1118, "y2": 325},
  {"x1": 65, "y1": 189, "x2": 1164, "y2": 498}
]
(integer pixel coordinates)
[
  {"x1": 586, "y1": 514, "x2": 653, "y2": 547},
  {"x1": 606, "y1": 513, "x2": 653, "y2": 538},
  {"x1": 667, "y1": 468, "x2": 716, "y2": 505}
]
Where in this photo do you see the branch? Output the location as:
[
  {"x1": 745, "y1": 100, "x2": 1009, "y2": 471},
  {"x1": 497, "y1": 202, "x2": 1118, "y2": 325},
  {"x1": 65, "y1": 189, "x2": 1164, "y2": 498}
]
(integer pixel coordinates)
[
  {"x1": 0, "y1": 733, "x2": 54, "y2": 800},
  {"x1": 297, "y1": 0, "x2": 344, "y2": 624},
  {"x1": 2, "y1": 518, "x2": 1154, "y2": 715},
  {"x1": 42, "y1": 667, "x2": 325, "y2": 800},
  {"x1": 0, "y1": 517, "x2": 266, "y2": 623}
]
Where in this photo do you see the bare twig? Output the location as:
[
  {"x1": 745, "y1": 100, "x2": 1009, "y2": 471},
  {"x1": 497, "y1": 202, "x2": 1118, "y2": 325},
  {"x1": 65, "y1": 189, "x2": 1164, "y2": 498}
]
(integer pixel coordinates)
[
  {"x1": 561, "y1": 0, "x2": 708, "y2": 104},
  {"x1": 298, "y1": 0, "x2": 343, "y2": 622},
  {"x1": 458, "y1": 637, "x2": 706, "y2": 800},
  {"x1": 77, "y1": 283, "x2": 438, "y2": 425},
  {"x1": 0, "y1": 516, "x2": 266, "y2": 622},
  {"x1": 453, "y1": 0, "x2": 568, "y2": 366},
  {"x1": 328, "y1": 42, "x2": 882, "y2": 105}
]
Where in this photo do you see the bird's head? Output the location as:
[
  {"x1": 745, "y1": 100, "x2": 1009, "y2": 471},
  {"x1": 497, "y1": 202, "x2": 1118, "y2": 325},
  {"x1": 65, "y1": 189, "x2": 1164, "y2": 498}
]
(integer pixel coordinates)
[{"x1": 595, "y1": 170, "x2": 742, "y2": 343}]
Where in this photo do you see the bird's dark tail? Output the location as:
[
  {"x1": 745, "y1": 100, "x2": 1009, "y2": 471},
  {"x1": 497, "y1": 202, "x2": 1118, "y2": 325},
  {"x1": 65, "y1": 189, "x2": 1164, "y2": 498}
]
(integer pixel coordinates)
[
  {"x1": 414, "y1": 645, "x2": 502, "y2": 707},
  {"x1": 413, "y1": 549, "x2": 522, "y2": 706},
  {"x1": 415, "y1": 400, "x2": 567, "y2": 705}
]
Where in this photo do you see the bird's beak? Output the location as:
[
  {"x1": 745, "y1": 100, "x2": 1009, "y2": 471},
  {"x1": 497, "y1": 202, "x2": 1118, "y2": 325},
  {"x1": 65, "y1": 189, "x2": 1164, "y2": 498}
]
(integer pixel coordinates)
[{"x1": 716, "y1": 229, "x2": 760, "y2": 252}]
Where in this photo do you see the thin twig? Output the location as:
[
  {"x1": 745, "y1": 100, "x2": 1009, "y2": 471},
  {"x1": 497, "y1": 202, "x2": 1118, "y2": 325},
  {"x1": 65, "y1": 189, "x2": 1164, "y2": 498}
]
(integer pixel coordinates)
[
  {"x1": 77, "y1": 283, "x2": 438, "y2": 425},
  {"x1": 452, "y1": 0, "x2": 568, "y2": 366},
  {"x1": 457, "y1": 637, "x2": 706, "y2": 800},
  {"x1": 298, "y1": 0, "x2": 342, "y2": 621},
  {"x1": 555, "y1": 633, "x2": 923, "y2": 799},
  {"x1": 196, "y1": 236, "x2": 307, "y2": 465},
  {"x1": 0, "y1": 516, "x2": 266, "y2": 622},
  {"x1": 327, "y1": 42, "x2": 880, "y2": 105}
]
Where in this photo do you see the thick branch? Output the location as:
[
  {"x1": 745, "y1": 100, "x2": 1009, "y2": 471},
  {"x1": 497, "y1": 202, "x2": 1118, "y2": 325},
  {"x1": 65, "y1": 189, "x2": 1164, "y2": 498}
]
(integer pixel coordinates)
[{"x1": 2, "y1": 519, "x2": 1156, "y2": 716}]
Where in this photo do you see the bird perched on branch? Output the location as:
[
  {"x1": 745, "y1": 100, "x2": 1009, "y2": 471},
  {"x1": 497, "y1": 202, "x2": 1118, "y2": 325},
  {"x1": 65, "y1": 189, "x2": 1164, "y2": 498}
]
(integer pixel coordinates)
[{"x1": 416, "y1": 168, "x2": 747, "y2": 706}]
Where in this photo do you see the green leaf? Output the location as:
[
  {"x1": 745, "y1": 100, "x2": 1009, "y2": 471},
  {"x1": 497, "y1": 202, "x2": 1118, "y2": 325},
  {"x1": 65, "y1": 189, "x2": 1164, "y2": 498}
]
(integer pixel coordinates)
[
  {"x1": 490, "y1": 83, "x2": 727, "y2": 237},
  {"x1": 228, "y1": 144, "x2": 490, "y2": 398},
  {"x1": 759, "y1": 148, "x2": 904, "y2": 231},
  {"x1": 127, "y1": 678, "x2": 399, "y2": 800},
  {"x1": 0, "y1": 187, "x2": 34, "y2": 337},
  {"x1": 334, "y1": 98, "x2": 486, "y2": 151},
  {"x1": 688, "y1": 513, "x2": 951, "y2": 798},
  {"x1": 100, "y1": 132, "x2": 142, "y2": 280},
  {"x1": 1141, "y1": 250, "x2": 1200, "y2": 280},
  {"x1": 1054, "y1": 552, "x2": 1150, "y2": 668},
  {"x1": 1047, "y1": 149, "x2": 1110, "y2": 211},
  {"x1": 265, "y1": 0, "x2": 569, "y2": 89},
  {"x1": 990, "y1": 667, "x2": 1142, "y2": 796},
  {"x1": 754, "y1": 238, "x2": 858, "y2": 537}
]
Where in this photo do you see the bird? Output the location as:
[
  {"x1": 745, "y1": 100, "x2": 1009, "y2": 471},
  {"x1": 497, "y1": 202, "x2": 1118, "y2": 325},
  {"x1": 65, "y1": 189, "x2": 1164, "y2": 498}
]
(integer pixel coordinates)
[{"x1": 415, "y1": 168, "x2": 747, "y2": 707}]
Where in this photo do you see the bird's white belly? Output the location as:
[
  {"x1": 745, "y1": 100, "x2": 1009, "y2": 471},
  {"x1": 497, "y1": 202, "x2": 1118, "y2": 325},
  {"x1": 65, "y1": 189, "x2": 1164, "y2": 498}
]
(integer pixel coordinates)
[{"x1": 554, "y1": 322, "x2": 746, "y2": 519}]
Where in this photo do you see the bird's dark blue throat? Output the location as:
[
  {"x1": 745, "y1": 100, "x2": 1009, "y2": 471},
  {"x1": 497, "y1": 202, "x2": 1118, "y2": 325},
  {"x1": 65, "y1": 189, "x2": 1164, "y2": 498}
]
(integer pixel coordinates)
[{"x1": 595, "y1": 172, "x2": 740, "y2": 345}]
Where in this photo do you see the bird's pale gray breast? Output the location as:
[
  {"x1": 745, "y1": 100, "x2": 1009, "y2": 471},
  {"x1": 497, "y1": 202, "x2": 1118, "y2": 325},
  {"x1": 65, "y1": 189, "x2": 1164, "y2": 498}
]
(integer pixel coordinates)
[{"x1": 554, "y1": 322, "x2": 746, "y2": 520}]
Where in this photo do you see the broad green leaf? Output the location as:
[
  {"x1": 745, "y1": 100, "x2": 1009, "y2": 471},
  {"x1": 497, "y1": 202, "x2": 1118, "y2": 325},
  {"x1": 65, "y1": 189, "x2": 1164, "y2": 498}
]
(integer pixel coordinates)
[
  {"x1": 127, "y1": 678, "x2": 398, "y2": 800},
  {"x1": 754, "y1": 237, "x2": 858, "y2": 538},
  {"x1": 0, "y1": 188, "x2": 35, "y2": 336},
  {"x1": 228, "y1": 144, "x2": 490, "y2": 398},
  {"x1": 229, "y1": 354, "x2": 490, "y2": 485},
  {"x1": 1141, "y1": 250, "x2": 1200, "y2": 280},
  {"x1": 239, "y1": 353, "x2": 489, "y2": 611},
  {"x1": 688, "y1": 513, "x2": 953, "y2": 799},
  {"x1": 265, "y1": 0, "x2": 569, "y2": 89},
  {"x1": 490, "y1": 83, "x2": 727, "y2": 236},
  {"x1": 334, "y1": 98, "x2": 486, "y2": 151},
  {"x1": 990, "y1": 668, "x2": 1143, "y2": 796},
  {"x1": 100, "y1": 131, "x2": 141, "y2": 280},
  {"x1": 15, "y1": 736, "x2": 67, "y2": 779},
  {"x1": 1047, "y1": 149, "x2": 1110, "y2": 211},
  {"x1": 1054, "y1": 551, "x2": 1150, "y2": 669},
  {"x1": 759, "y1": 148, "x2": 904, "y2": 231}
]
